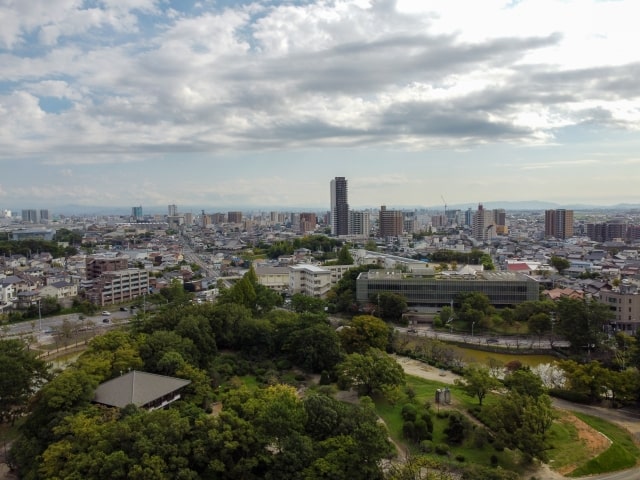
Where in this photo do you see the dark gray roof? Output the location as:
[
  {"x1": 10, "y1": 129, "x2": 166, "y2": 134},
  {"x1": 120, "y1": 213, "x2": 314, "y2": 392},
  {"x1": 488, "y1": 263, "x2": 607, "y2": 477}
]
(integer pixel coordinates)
[{"x1": 93, "y1": 371, "x2": 190, "y2": 409}]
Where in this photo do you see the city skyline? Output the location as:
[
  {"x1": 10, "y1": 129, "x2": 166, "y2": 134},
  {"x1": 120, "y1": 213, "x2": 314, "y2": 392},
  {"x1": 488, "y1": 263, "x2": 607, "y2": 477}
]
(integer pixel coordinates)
[{"x1": 2, "y1": 1, "x2": 640, "y2": 208}]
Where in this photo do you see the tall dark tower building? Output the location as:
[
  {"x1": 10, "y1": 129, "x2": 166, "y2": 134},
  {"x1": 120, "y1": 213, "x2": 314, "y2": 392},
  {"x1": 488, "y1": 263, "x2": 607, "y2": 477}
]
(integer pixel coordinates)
[
  {"x1": 330, "y1": 177, "x2": 349, "y2": 236},
  {"x1": 545, "y1": 209, "x2": 574, "y2": 239}
]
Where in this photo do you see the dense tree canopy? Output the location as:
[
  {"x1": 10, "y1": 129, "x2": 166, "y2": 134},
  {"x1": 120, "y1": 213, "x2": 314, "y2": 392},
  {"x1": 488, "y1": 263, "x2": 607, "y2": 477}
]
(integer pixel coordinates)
[
  {"x1": 338, "y1": 348, "x2": 405, "y2": 396},
  {"x1": 0, "y1": 339, "x2": 50, "y2": 424},
  {"x1": 339, "y1": 315, "x2": 390, "y2": 354},
  {"x1": 555, "y1": 297, "x2": 613, "y2": 352}
]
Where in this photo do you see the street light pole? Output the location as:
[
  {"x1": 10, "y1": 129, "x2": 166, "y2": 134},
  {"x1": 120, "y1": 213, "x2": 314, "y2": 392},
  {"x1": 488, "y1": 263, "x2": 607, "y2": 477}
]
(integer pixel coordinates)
[{"x1": 472, "y1": 321, "x2": 475, "y2": 338}]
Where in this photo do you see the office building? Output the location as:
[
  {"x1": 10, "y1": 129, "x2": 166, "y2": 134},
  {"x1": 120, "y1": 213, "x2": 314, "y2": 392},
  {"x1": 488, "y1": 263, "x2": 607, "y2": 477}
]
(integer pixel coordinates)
[
  {"x1": 379, "y1": 206, "x2": 404, "y2": 238},
  {"x1": 356, "y1": 269, "x2": 538, "y2": 309},
  {"x1": 330, "y1": 177, "x2": 349, "y2": 236},
  {"x1": 545, "y1": 209, "x2": 574, "y2": 240},
  {"x1": 39, "y1": 209, "x2": 50, "y2": 222}
]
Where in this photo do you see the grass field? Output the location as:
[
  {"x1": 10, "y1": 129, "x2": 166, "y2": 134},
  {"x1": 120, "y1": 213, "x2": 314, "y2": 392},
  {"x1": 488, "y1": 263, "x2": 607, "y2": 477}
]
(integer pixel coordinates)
[
  {"x1": 375, "y1": 374, "x2": 639, "y2": 478},
  {"x1": 567, "y1": 413, "x2": 640, "y2": 477},
  {"x1": 375, "y1": 375, "x2": 522, "y2": 473}
]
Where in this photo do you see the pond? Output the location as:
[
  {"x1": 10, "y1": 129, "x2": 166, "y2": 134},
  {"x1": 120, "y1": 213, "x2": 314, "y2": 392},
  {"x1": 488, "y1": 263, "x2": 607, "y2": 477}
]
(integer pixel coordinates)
[{"x1": 448, "y1": 344, "x2": 559, "y2": 368}]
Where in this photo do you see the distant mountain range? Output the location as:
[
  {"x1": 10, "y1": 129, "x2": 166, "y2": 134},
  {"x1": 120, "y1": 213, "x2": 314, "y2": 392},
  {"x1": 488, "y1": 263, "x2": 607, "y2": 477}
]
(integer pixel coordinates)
[{"x1": 36, "y1": 201, "x2": 640, "y2": 216}]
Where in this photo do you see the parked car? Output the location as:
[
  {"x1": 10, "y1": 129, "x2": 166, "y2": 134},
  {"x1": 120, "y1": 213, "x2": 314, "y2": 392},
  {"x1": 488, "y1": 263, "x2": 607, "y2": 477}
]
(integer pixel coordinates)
[
  {"x1": 120, "y1": 307, "x2": 128, "y2": 311},
  {"x1": 101, "y1": 311, "x2": 111, "y2": 316},
  {"x1": 102, "y1": 318, "x2": 110, "y2": 324}
]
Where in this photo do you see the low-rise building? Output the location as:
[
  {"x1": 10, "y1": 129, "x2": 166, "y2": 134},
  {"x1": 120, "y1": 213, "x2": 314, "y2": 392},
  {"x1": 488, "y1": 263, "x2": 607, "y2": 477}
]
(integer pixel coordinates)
[
  {"x1": 255, "y1": 266, "x2": 290, "y2": 292},
  {"x1": 289, "y1": 264, "x2": 331, "y2": 298},
  {"x1": 598, "y1": 281, "x2": 640, "y2": 334},
  {"x1": 356, "y1": 269, "x2": 538, "y2": 309}
]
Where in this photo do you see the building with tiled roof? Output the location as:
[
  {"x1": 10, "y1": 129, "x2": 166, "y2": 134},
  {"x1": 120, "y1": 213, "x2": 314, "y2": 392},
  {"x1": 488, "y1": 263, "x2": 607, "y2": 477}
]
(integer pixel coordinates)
[{"x1": 93, "y1": 371, "x2": 190, "y2": 410}]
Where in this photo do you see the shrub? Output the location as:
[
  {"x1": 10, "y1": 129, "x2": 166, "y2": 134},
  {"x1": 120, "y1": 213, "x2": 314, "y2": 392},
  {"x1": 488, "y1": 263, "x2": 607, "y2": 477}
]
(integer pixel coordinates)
[
  {"x1": 419, "y1": 440, "x2": 434, "y2": 453},
  {"x1": 401, "y1": 403, "x2": 418, "y2": 421},
  {"x1": 490, "y1": 454, "x2": 499, "y2": 467},
  {"x1": 455, "y1": 454, "x2": 465, "y2": 462},
  {"x1": 402, "y1": 421, "x2": 415, "y2": 442},
  {"x1": 434, "y1": 443, "x2": 450, "y2": 456}
]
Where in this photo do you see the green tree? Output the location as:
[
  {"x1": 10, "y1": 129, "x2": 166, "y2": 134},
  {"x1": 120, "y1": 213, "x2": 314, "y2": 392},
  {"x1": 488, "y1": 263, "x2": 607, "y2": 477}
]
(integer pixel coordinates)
[
  {"x1": 486, "y1": 391, "x2": 555, "y2": 462},
  {"x1": 286, "y1": 323, "x2": 343, "y2": 373},
  {"x1": 503, "y1": 367, "x2": 546, "y2": 399},
  {"x1": 454, "y1": 365, "x2": 501, "y2": 406},
  {"x1": 556, "y1": 297, "x2": 612, "y2": 352},
  {"x1": 290, "y1": 293, "x2": 327, "y2": 314},
  {"x1": 373, "y1": 292, "x2": 408, "y2": 322},
  {"x1": 480, "y1": 253, "x2": 495, "y2": 271},
  {"x1": 557, "y1": 360, "x2": 608, "y2": 402},
  {"x1": 550, "y1": 255, "x2": 570, "y2": 274},
  {"x1": 0, "y1": 339, "x2": 50, "y2": 424},
  {"x1": 336, "y1": 245, "x2": 354, "y2": 265},
  {"x1": 528, "y1": 312, "x2": 552, "y2": 343},
  {"x1": 339, "y1": 315, "x2": 390, "y2": 354},
  {"x1": 326, "y1": 264, "x2": 381, "y2": 314},
  {"x1": 338, "y1": 348, "x2": 405, "y2": 396}
]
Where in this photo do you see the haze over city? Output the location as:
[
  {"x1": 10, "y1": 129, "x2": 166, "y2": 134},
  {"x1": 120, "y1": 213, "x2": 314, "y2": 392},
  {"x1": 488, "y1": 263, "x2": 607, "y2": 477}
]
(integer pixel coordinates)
[{"x1": 2, "y1": 0, "x2": 640, "y2": 209}]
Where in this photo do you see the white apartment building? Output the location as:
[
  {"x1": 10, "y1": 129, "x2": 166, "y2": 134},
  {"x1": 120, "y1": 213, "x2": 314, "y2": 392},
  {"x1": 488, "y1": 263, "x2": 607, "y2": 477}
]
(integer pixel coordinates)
[{"x1": 289, "y1": 264, "x2": 331, "y2": 298}]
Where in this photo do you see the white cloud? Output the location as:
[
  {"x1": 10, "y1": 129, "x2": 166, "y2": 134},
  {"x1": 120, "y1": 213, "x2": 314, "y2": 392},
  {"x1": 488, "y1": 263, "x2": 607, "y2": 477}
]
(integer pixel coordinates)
[{"x1": 1, "y1": 0, "x2": 640, "y2": 207}]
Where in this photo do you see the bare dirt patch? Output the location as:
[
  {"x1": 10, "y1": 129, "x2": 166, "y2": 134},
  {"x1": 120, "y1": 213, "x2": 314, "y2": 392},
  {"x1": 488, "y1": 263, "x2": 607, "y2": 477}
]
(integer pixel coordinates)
[{"x1": 555, "y1": 410, "x2": 612, "y2": 475}]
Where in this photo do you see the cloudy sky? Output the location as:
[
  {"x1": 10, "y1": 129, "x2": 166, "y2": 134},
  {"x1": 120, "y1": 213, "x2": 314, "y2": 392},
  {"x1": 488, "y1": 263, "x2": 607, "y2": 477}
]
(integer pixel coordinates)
[{"x1": 2, "y1": 0, "x2": 639, "y2": 212}]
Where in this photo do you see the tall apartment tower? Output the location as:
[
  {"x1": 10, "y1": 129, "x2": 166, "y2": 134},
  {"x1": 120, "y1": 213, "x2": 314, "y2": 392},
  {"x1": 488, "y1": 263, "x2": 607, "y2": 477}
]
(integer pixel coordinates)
[
  {"x1": 21, "y1": 209, "x2": 38, "y2": 223},
  {"x1": 228, "y1": 211, "x2": 243, "y2": 223},
  {"x1": 168, "y1": 204, "x2": 178, "y2": 216},
  {"x1": 349, "y1": 210, "x2": 370, "y2": 237},
  {"x1": 472, "y1": 203, "x2": 496, "y2": 242},
  {"x1": 545, "y1": 209, "x2": 574, "y2": 239},
  {"x1": 132, "y1": 206, "x2": 143, "y2": 221},
  {"x1": 379, "y1": 206, "x2": 404, "y2": 238},
  {"x1": 330, "y1": 177, "x2": 349, "y2": 236}
]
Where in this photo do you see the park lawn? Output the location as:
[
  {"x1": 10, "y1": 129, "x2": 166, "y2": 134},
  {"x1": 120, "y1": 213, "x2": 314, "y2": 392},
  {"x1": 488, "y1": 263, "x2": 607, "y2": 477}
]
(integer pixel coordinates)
[
  {"x1": 567, "y1": 413, "x2": 640, "y2": 477},
  {"x1": 375, "y1": 375, "x2": 521, "y2": 472},
  {"x1": 545, "y1": 412, "x2": 593, "y2": 472}
]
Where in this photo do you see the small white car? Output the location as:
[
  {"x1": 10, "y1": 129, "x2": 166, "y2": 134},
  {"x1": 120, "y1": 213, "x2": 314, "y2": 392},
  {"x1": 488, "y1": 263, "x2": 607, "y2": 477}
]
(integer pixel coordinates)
[{"x1": 101, "y1": 311, "x2": 111, "y2": 316}]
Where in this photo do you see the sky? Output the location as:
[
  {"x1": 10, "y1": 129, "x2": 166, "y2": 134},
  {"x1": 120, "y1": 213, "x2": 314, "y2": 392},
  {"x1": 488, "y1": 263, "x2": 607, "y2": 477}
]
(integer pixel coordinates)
[{"x1": 1, "y1": 0, "x2": 640, "y2": 212}]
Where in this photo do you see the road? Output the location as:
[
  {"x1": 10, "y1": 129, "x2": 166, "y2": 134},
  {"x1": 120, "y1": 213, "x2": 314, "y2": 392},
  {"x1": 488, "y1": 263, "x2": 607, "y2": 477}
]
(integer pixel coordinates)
[{"x1": 3, "y1": 308, "x2": 134, "y2": 342}]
